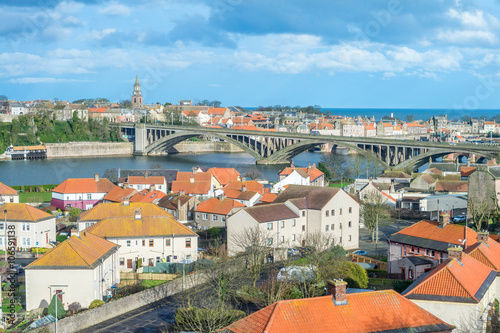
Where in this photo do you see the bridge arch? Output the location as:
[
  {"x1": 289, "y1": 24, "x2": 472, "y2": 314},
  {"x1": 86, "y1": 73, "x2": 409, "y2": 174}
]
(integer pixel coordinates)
[{"x1": 394, "y1": 149, "x2": 494, "y2": 171}]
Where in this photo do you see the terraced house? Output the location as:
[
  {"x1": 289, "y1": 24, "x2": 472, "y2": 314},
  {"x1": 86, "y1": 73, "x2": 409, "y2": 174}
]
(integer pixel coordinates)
[
  {"x1": 195, "y1": 197, "x2": 245, "y2": 229},
  {"x1": 0, "y1": 182, "x2": 18, "y2": 203}
]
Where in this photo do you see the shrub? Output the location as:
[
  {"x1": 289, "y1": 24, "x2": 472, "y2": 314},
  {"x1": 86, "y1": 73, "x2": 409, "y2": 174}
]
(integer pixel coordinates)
[
  {"x1": 56, "y1": 235, "x2": 67, "y2": 243},
  {"x1": 89, "y1": 299, "x2": 105, "y2": 309},
  {"x1": 207, "y1": 227, "x2": 224, "y2": 239},
  {"x1": 68, "y1": 302, "x2": 81, "y2": 314},
  {"x1": 46, "y1": 210, "x2": 52, "y2": 215},
  {"x1": 343, "y1": 262, "x2": 369, "y2": 289},
  {"x1": 69, "y1": 208, "x2": 81, "y2": 217},
  {"x1": 47, "y1": 295, "x2": 66, "y2": 319},
  {"x1": 366, "y1": 269, "x2": 388, "y2": 278},
  {"x1": 393, "y1": 280, "x2": 413, "y2": 293}
]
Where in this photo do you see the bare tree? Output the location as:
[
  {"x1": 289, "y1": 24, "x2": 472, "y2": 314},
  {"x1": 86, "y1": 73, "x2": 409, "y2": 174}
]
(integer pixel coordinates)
[
  {"x1": 321, "y1": 153, "x2": 347, "y2": 180},
  {"x1": 468, "y1": 196, "x2": 496, "y2": 231},
  {"x1": 360, "y1": 190, "x2": 391, "y2": 242},
  {"x1": 350, "y1": 155, "x2": 364, "y2": 180},
  {"x1": 243, "y1": 168, "x2": 263, "y2": 181}
]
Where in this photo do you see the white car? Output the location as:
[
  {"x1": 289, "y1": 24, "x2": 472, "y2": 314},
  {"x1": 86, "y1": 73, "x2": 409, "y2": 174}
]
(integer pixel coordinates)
[{"x1": 277, "y1": 265, "x2": 316, "y2": 283}]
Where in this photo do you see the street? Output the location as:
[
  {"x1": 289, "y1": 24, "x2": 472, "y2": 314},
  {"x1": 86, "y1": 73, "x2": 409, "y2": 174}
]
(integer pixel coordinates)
[{"x1": 357, "y1": 220, "x2": 415, "y2": 258}]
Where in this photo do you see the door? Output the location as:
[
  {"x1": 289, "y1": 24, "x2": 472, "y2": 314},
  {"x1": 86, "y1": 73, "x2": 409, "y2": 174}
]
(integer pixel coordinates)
[
  {"x1": 127, "y1": 259, "x2": 132, "y2": 269},
  {"x1": 55, "y1": 290, "x2": 63, "y2": 302}
]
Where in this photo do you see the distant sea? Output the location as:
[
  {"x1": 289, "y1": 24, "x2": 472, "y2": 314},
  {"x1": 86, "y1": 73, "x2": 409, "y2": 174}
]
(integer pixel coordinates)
[{"x1": 244, "y1": 107, "x2": 500, "y2": 122}]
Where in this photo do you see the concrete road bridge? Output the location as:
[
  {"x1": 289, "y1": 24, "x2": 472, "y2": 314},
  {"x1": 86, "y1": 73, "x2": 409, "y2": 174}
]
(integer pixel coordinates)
[{"x1": 119, "y1": 124, "x2": 500, "y2": 170}]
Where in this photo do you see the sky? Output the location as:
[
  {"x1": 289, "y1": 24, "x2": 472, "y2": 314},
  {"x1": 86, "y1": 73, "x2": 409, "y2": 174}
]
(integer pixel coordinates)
[{"x1": 1, "y1": 0, "x2": 500, "y2": 109}]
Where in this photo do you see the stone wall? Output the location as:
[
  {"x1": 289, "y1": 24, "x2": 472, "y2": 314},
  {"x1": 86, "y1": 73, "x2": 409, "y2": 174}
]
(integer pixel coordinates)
[
  {"x1": 168, "y1": 141, "x2": 244, "y2": 154},
  {"x1": 0, "y1": 114, "x2": 18, "y2": 123},
  {"x1": 46, "y1": 142, "x2": 133, "y2": 158},
  {"x1": 40, "y1": 272, "x2": 207, "y2": 333}
]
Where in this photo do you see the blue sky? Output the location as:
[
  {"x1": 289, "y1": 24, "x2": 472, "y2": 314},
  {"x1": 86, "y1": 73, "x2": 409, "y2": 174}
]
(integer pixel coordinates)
[{"x1": 1, "y1": 0, "x2": 500, "y2": 109}]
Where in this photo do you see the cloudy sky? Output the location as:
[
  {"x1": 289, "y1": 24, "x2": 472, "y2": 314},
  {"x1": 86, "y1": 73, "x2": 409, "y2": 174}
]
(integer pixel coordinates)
[{"x1": 1, "y1": 0, "x2": 500, "y2": 108}]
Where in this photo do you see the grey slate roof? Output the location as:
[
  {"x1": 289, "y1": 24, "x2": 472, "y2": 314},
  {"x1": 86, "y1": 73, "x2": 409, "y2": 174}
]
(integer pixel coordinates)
[
  {"x1": 273, "y1": 185, "x2": 341, "y2": 210},
  {"x1": 406, "y1": 256, "x2": 434, "y2": 266},
  {"x1": 244, "y1": 203, "x2": 299, "y2": 223},
  {"x1": 119, "y1": 169, "x2": 178, "y2": 183},
  {"x1": 389, "y1": 234, "x2": 452, "y2": 252}
]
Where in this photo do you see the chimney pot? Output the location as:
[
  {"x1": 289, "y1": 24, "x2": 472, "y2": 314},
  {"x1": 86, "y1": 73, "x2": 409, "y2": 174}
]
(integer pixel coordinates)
[
  {"x1": 477, "y1": 231, "x2": 489, "y2": 244},
  {"x1": 135, "y1": 209, "x2": 142, "y2": 220},
  {"x1": 327, "y1": 280, "x2": 348, "y2": 305},
  {"x1": 145, "y1": 172, "x2": 148, "y2": 179},
  {"x1": 447, "y1": 246, "x2": 463, "y2": 263},
  {"x1": 94, "y1": 173, "x2": 99, "y2": 182},
  {"x1": 190, "y1": 176, "x2": 194, "y2": 183},
  {"x1": 439, "y1": 212, "x2": 450, "y2": 228},
  {"x1": 123, "y1": 198, "x2": 130, "y2": 206}
]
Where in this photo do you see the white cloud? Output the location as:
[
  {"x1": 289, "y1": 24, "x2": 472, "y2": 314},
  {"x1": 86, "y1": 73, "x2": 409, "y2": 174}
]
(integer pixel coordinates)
[
  {"x1": 436, "y1": 29, "x2": 497, "y2": 44},
  {"x1": 62, "y1": 16, "x2": 84, "y2": 26},
  {"x1": 55, "y1": 1, "x2": 85, "y2": 14},
  {"x1": 10, "y1": 77, "x2": 92, "y2": 84},
  {"x1": 81, "y1": 28, "x2": 117, "y2": 40},
  {"x1": 448, "y1": 9, "x2": 487, "y2": 28},
  {"x1": 98, "y1": 2, "x2": 131, "y2": 17}
]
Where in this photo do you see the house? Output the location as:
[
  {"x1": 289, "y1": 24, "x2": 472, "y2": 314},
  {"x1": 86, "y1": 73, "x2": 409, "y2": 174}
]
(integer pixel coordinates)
[
  {"x1": 103, "y1": 187, "x2": 138, "y2": 203},
  {"x1": 387, "y1": 218, "x2": 478, "y2": 280},
  {"x1": 403, "y1": 246, "x2": 496, "y2": 332},
  {"x1": 358, "y1": 180, "x2": 397, "y2": 207},
  {"x1": 227, "y1": 185, "x2": 360, "y2": 257},
  {"x1": 223, "y1": 180, "x2": 265, "y2": 194},
  {"x1": 460, "y1": 166, "x2": 476, "y2": 181},
  {"x1": 274, "y1": 169, "x2": 310, "y2": 192},
  {"x1": 377, "y1": 122, "x2": 394, "y2": 136},
  {"x1": 171, "y1": 172, "x2": 214, "y2": 198},
  {"x1": 409, "y1": 173, "x2": 438, "y2": 191},
  {"x1": 77, "y1": 201, "x2": 171, "y2": 231},
  {"x1": 0, "y1": 182, "x2": 19, "y2": 203},
  {"x1": 376, "y1": 171, "x2": 411, "y2": 184},
  {"x1": 118, "y1": 169, "x2": 178, "y2": 191},
  {"x1": 206, "y1": 168, "x2": 241, "y2": 189},
  {"x1": 434, "y1": 180, "x2": 468, "y2": 194},
  {"x1": 363, "y1": 123, "x2": 377, "y2": 137},
  {"x1": 129, "y1": 189, "x2": 166, "y2": 204},
  {"x1": 86, "y1": 210, "x2": 198, "y2": 269},
  {"x1": 0, "y1": 203, "x2": 56, "y2": 250},
  {"x1": 194, "y1": 198, "x2": 245, "y2": 229},
  {"x1": 224, "y1": 189, "x2": 262, "y2": 207},
  {"x1": 277, "y1": 163, "x2": 324, "y2": 187},
  {"x1": 51, "y1": 174, "x2": 118, "y2": 210},
  {"x1": 25, "y1": 232, "x2": 120, "y2": 311},
  {"x1": 258, "y1": 192, "x2": 278, "y2": 204},
  {"x1": 222, "y1": 280, "x2": 453, "y2": 333},
  {"x1": 157, "y1": 194, "x2": 196, "y2": 224},
  {"x1": 208, "y1": 107, "x2": 232, "y2": 119},
  {"x1": 419, "y1": 194, "x2": 468, "y2": 220},
  {"x1": 123, "y1": 174, "x2": 167, "y2": 193}
]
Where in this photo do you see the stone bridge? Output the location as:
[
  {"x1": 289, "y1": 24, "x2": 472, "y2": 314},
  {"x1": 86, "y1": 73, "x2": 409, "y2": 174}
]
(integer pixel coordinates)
[{"x1": 119, "y1": 124, "x2": 500, "y2": 170}]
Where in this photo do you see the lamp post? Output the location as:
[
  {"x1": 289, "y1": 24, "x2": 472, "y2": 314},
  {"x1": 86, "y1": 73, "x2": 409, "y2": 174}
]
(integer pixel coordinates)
[
  {"x1": 55, "y1": 291, "x2": 64, "y2": 333},
  {"x1": 4, "y1": 209, "x2": 6, "y2": 262}
]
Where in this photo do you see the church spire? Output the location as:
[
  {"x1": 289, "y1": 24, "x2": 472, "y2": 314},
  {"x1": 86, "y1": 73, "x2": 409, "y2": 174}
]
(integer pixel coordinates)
[
  {"x1": 131, "y1": 75, "x2": 143, "y2": 108},
  {"x1": 135, "y1": 75, "x2": 139, "y2": 85}
]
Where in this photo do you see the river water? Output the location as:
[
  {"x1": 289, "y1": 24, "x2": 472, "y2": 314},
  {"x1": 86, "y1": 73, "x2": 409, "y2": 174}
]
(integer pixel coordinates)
[{"x1": 0, "y1": 151, "x2": 378, "y2": 186}]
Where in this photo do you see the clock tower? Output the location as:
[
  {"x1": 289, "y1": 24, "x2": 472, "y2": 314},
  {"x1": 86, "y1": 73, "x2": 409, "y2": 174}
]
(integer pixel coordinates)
[{"x1": 131, "y1": 75, "x2": 143, "y2": 108}]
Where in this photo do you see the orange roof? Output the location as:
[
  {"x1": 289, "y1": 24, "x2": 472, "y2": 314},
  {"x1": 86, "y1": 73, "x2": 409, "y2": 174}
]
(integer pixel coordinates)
[
  {"x1": 0, "y1": 203, "x2": 53, "y2": 222},
  {"x1": 53, "y1": 177, "x2": 117, "y2": 194},
  {"x1": 182, "y1": 110, "x2": 202, "y2": 117},
  {"x1": 465, "y1": 237, "x2": 500, "y2": 271},
  {"x1": 364, "y1": 124, "x2": 376, "y2": 130},
  {"x1": 79, "y1": 202, "x2": 169, "y2": 222},
  {"x1": 279, "y1": 166, "x2": 324, "y2": 182},
  {"x1": 103, "y1": 187, "x2": 138, "y2": 203},
  {"x1": 12, "y1": 145, "x2": 46, "y2": 151},
  {"x1": 87, "y1": 216, "x2": 196, "y2": 238},
  {"x1": 403, "y1": 252, "x2": 496, "y2": 302},
  {"x1": 223, "y1": 180, "x2": 264, "y2": 194},
  {"x1": 435, "y1": 181, "x2": 468, "y2": 192},
  {"x1": 0, "y1": 182, "x2": 17, "y2": 195},
  {"x1": 485, "y1": 121, "x2": 495, "y2": 124},
  {"x1": 26, "y1": 232, "x2": 118, "y2": 269},
  {"x1": 207, "y1": 107, "x2": 227, "y2": 115},
  {"x1": 308, "y1": 122, "x2": 334, "y2": 130},
  {"x1": 460, "y1": 166, "x2": 476, "y2": 177},
  {"x1": 382, "y1": 123, "x2": 393, "y2": 127},
  {"x1": 195, "y1": 198, "x2": 245, "y2": 215},
  {"x1": 259, "y1": 192, "x2": 278, "y2": 203},
  {"x1": 126, "y1": 176, "x2": 165, "y2": 185},
  {"x1": 223, "y1": 290, "x2": 453, "y2": 333},
  {"x1": 176, "y1": 172, "x2": 212, "y2": 182},
  {"x1": 207, "y1": 168, "x2": 241, "y2": 186},
  {"x1": 232, "y1": 125, "x2": 259, "y2": 131},
  {"x1": 88, "y1": 107, "x2": 108, "y2": 113},
  {"x1": 129, "y1": 189, "x2": 166, "y2": 203},
  {"x1": 171, "y1": 181, "x2": 212, "y2": 195},
  {"x1": 393, "y1": 220, "x2": 477, "y2": 248}
]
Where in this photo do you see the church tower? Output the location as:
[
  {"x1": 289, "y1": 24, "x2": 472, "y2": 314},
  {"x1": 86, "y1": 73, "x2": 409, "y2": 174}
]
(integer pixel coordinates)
[{"x1": 131, "y1": 75, "x2": 143, "y2": 108}]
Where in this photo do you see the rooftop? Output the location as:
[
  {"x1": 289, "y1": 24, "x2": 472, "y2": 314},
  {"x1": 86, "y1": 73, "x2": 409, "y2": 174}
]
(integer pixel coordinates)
[
  {"x1": 195, "y1": 198, "x2": 245, "y2": 215},
  {"x1": 0, "y1": 203, "x2": 53, "y2": 222},
  {"x1": 52, "y1": 177, "x2": 117, "y2": 194},
  {"x1": 79, "y1": 202, "x2": 169, "y2": 222}
]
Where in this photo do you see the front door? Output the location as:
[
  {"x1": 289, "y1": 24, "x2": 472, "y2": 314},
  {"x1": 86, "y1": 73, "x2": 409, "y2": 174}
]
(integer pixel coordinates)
[{"x1": 127, "y1": 259, "x2": 132, "y2": 269}]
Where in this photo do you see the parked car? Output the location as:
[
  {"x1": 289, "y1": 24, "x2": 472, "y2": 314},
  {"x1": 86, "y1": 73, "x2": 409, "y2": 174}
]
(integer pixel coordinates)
[
  {"x1": 287, "y1": 248, "x2": 300, "y2": 256},
  {"x1": 353, "y1": 250, "x2": 367, "y2": 256},
  {"x1": 277, "y1": 265, "x2": 316, "y2": 283},
  {"x1": 452, "y1": 215, "x2": 467, "y2": 223},
  {"x1": 7, "y1": 264, "x2": 23, "y2": 274}
]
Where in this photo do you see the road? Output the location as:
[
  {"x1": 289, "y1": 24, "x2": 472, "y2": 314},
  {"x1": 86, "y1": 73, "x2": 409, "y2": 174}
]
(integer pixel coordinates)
[{"x1": 357, "y1": 220, "x2": 414, "y2": 258}]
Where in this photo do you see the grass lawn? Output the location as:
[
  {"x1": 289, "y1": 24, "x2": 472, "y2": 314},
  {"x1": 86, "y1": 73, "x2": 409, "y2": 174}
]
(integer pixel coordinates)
[
  {"x1": 328, "y1": 182, "x2": 353, "y2": 188},
  {"x1": 19, "y1": 192, "x2": 52, "y2": 203},
  {"x1": 139, "y1": 280, "x2": 169, "y2": 289}
]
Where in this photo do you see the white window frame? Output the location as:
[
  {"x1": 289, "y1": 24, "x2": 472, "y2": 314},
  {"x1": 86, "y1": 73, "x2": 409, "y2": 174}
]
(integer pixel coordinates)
[
  {"x1": 126, "y1": 240, "x2": 131, "y2": 247},
  {"x1": 202, "y1": 213, "x2": 208, "y2": 220},
  {"x1": 267, "y1": 223, "x2": 273, "y2": 230}
]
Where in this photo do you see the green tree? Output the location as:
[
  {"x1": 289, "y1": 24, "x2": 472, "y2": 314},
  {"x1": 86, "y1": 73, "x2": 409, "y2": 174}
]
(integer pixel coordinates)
[
  {"x1": 48, "y1": 294, "x2": 66, "y2": 319},
  {"x1": 70, "y1": 208, "x2": 81, "y2": 218}
]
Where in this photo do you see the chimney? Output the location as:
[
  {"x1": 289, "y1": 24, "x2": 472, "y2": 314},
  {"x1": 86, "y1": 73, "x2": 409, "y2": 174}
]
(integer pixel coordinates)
[
  {"x1": 123, "y1": 184, "x2": 128, "y2": 189},
  {"x1": 94, "y1": 173, "x2": 99, "y2": 182},
  {"x1": 135, "y1": 209, "x2": 142, "y2": 220},
  {"x1": 123, "y1": 198, "x2": 130, "y2": 206},
  {"x1": 327, "y1": 280, "x2": 348, "y2": 305},
  {"x1": 477, "y1": 231, "x2": 489, "y2": 244},
  {"x1": 190, "y1": 175, "x2": 195, "y2": 183},
  {"x1": 439, "y1": 212, "x2": 450, "y2": 228},
  {"x1": 145, "y1": 172, "x2": 148, "y2": 179},
  {"x1": 447, "y1": 246, "x2": 463, "y2": 263},
  {"x1": 291, "y1": 161, "x2": 295, "y2": 170},
  {"x1": 149, "y1": 185, "x2": 155, "y2": 192}
]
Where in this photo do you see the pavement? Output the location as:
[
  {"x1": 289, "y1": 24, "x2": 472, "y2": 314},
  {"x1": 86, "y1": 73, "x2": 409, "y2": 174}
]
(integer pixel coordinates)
[{"x1": 357, "y1": 220, "x2": 414, "y2": 258}]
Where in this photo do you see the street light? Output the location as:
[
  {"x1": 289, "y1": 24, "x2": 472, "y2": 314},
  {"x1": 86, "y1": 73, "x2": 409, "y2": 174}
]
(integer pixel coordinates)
[
  {"x1": 4, "y1": 209, "x2": 6, "y2": 262},
  {"x1": 55, "y1": 291, "x2": 65, "y2": 333}
]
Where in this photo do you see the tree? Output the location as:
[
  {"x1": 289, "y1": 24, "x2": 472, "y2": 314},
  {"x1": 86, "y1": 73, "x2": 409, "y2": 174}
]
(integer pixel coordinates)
[
  {"x1": 360, "y1": 190, "x2": 391, "y2": 242},
  {"x1": 468, "y1": 196, "x2": 495, "y2": 231},
  {"x1": 70, "y1": 208, "x2": 81, "y2": 218},
  {"x1": 174, "y1": 306, "x2": 245, "y2": 333},
  {"x1": 0, "y1": 95, "x2": 7, "y2": 101},
  {"x1": 349, "y1": 155, "x2": 364, "y2": 180},
  {"x1": 120, "y1": 99, "x2": 132, "y2": 108},
  {"x1": 243, "y1": 168, "x2": 263, "y2": 180},
  {"x1": 406, "y1": 114, "x2": 415, "y2": 122},
  {"x1": 320, "y1": 153, "x2": 347, "y2": 180},
  {"x1": 48, "y1": 294, "x2": 66, "y2": 319},
  {"x1": 317, "y1": 162, "x2": 331, "y2": 180},
  {"x1": 461, "y1": 115, "x2": 472, "y2": 123},
  {"x1": 103, "y1": 168, "x2": 118, "y2": 183}
]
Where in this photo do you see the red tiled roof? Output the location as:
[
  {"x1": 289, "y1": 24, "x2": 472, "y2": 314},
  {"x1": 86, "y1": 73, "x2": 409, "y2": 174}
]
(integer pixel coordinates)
[
  {"x1": 79, "y1": 202, "x2": 169, "y2": 221},
  {"x1": 103, "y1": 187, "x2": 138, "y2": 203},
  {"x1": 176, "y1": 172, "x2": 212, "y2": 182},
  {"x1": 279, "y1": 166, "x2": 324, "y2": 182},
  {"x1": 53, "y1": 178, "x2": 117, "y2": 194},
  {"x1": 0, "y1": 182, "x2": 17, "y2": 195},
  {"x1": 403, "y1": 252, "x2": 496, "y2": 302},
  {"x1": 435, "y1": 181, "x2": 468, "y2": 192},
  {"x1": 223, "y1": 181, "x2": 264, "y2": 194},
  {"x1": 0, "y1": 203, "x2": 53, "y2": 222},
  {"x1": 126, "y1": 176, "x2": 165, "y2": 185},
  {"x1": 88, "y1": 107, "x2": 108, "y2": 113},
  {"x1": 195, "y1": 198, "x2": 245, "y2": 215},
  {"x1": 207, "y1": 107, "x2": 227, "y2": 115},
  {"x1": 171, "y1": 181, "x2": 212, "y2": 195},
  {"x1": 460, "y1": 166, "x2": 476, "y2": 177},
  {"x1": 223, "y1": 290, "x2": 453, "y2": 333},
  {"x1": 207, "y1": 168, "x2": 241, "y2": 186},
  {"x1": 465, "y1": 237, "x2": 500, "y2": 271},
  {"x1": 259, "y1": 193, "x2": 278, "y2": 203},
  {"x1": 129, "y1": 189, "x2": 166, "y2": 203},
  {"x1": 394, "y1": 220, "x2": 477, "y2": 248}
]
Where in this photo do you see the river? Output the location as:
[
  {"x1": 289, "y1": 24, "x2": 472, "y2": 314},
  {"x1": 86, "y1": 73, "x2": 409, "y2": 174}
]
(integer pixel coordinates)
[{"x1": 0, "y1": 151, "x2": 386, "y2": 186}]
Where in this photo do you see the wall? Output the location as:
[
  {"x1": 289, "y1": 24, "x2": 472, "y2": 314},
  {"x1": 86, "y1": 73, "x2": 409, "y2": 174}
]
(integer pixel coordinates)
[
  {"x1": 46, "y1": 142, "x2": 133, "y2": 158},
  {"x1": 168, "y1": 141, "x2": 244, "y2": 154},
  {"x1": 42, "y1": 271, "x2": 207, "y2": 333}
]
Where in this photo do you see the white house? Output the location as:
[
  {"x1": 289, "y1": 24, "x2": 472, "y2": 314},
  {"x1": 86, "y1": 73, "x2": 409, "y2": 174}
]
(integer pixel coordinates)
[
  {"x1": 9, "y1": 102, "x2": 25, "y2": 115},
  {"x1": 273, "y1": 169, "x2": 310, "y2": 193},
  {"x1": 0, "y1": 182, "x2": 19, "y2": 204},
  {"x1": 124, "y1": 174, "x2": 167, "y2": 194},
  {"x1": 25, "y1": 232, "x2": 120, "y2": 310},
  {"x1": 0, "y1": 203, "x2": 56, "y2": 251}
]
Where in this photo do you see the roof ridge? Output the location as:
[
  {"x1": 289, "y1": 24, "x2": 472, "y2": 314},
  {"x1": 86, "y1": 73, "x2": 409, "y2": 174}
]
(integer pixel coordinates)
[
  {"x1": 25, "y1": 205, "x2": 37, "y2": 222},
  {"x1": 447, "y1": 259, "x2": 479, "y2": 301},
  {"x1": 66, "y1": 236, "x2": 94, "y2": 268}
]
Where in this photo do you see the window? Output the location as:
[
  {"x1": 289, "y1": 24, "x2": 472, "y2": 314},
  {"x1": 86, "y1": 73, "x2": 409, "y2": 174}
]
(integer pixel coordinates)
[
  {"x1": 222, "y1": 217, "x2": 226, "y2": 222},
  {"x1": 348, "y1": 221, "x2": 352, "y2": 228},
  {"x1": 126, "y1": 240, "x2": 131, "y2": 247},
  {"x1": 331, "y1": 209, "x2": 335, "y2": 216},
  {"x1": 302, "y1": 225, "x2": 305, "y2": 232},
  {"x1": 166, "y1": 239, "x2": 171, "y2": 246},
  {"x1": 292, "y1": 219, "x2": 296, "y2": 227},
  {"x1": 267, "y1": 223, "x2": 273, "y2": 230},
  {"x1": 196, "y1": 213, "x2": 200, "y2": 219},
  {"x1": 87, "y1": 194, "x2": 92, "y2": 200},
  {"x1": 280, "y1": 236, "x2": 284, "y2": 243},
  {"x1": 135, "y1": 240, "x2": 138, "y2": 246},
  {"x1": 292, "y1": 234, "x2": 296, "y2": 241},
  {"x1": 430, "y1": 250, "x2": 435, "y2": 257},
  {"x1": 120, "y1": 258, "x2": 124, "y2": 266},
  {"x1": 330, "y1": 238, "x2": 335, "y2": 245},
  {"x1": 186, "y1": 239, "x2": 191, "y2": 248},
  {"x1": 302, "y1": 211, "x2": 305, "y2": 217},
  {"x1": 325, "y1": 225, "x2": 329, "y2": 231},
  {"x1": 142, "y1": 240, "x2": 145, "y2": 246},
  {"x1": 326, "y1": 210, "x2": 329, "y2": 217},
  {"x1": 202, "y1": 213, "x2": 208, "y2": 220},
  {"x1": 339, "y1": 237, "x2": 342, "y2": 243},
  {"x1": 331, "y1": 224, "x2": 334, "y2": 230},
  {"x1": 212, "y1": 215, "x2": 218, "y2": 221},
  {"x1": 280, "y1": 221, "x2": 284, "y2": 228},
  {"x1": 425, "y1": 249, "x2": 429, "y2": 256},
  {"x1": 339, "y1": 223, "x2": 342, "y2": 229},
  {"x1": 348, "y1": 235, "x2": 352, "y2": 242},
  {"x1": 0, "y1": 223, "x2": 3, "y2": 231},
  {"x1": 0, "y1": 237, "x2": 3, "y2": 246},
  {"x1": 67, "y1": 196, "x2": 69, "y2": 200},
  {"x1": 349, "y1": 207, "x2": 352, "y2": 213},
  {"x1": 149, "y1": 239, "x2": 154, "y2": 247},
  {"x1": 340, "y1": 209, "x2": 342, "y2": 215},
  {"x1": 267, "y1": 238, "x2": 273, "y2": 245}
]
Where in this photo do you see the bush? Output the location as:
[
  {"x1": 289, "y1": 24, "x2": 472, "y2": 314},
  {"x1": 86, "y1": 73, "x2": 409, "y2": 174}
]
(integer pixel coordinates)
[
  {"x1": 47, "y1": 295, "x2": 66, "y2": 319},
  {"x1": 69, "y1": 208, "x2": 81, "y2": 217},
  {"x1": 393, "y1": 280, "x2": 413, "y2": 293},
  {"x1": 366, "y1": 269, "x2": 388, "y2": 278},
  {"x1": 68, "y1": 302, "x2": 81, "y2": 314},
  {"x1": 343, "y1": 262, "x2": 369, "y2": 289},
  {"x1": 30, "y1": 247, "x2": 51, "y2": 254},
  {"x1": 174, "y1": 307, "x2": 245, "y2": 333},
  {"x1": 207, "y1": 227, "x2": 225, "y2": 239},
  {"x1": 89, "y1": 299, "x2": 105, "y2": 309},
  {"x1": 56, "y1": 235, "x2": 68, "y2": 243}
]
